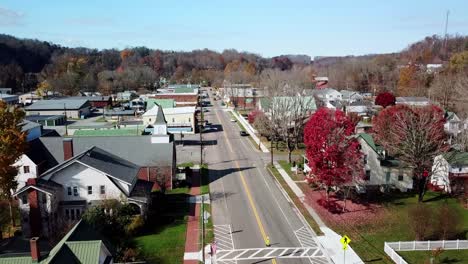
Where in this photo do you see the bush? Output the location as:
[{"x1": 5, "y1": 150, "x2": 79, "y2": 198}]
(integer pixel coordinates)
[
  {"x1": 435, "y1": 203, "x2": 461, "y2": 240},
  {"x1": 375, "y1": 92, "x2": 396, "y2": 108},
  {"x1": 126, "y1": 215, "x2": 145, "y2": 236},
  {"x1": 408, "y1": 204, "x2": 433, "y2": 240}
]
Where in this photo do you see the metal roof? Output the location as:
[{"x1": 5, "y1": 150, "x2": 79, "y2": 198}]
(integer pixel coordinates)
[
  {"x1": 26, "y1": 99, "x2": 90, "y2": 111},
  {"x1": 146, "y1": 98, "x2": 175, "y2": 109},
  {"x1": 67, "y1": 96, "x2": 111, "y2": 102},
  {"x1": 37, "y1": 136, "x2": 174, "y2": 167},
  {"x1": 73, "y1": 128, "x2": 143, "y2": 137},
  {"x1": 20, "y1": 120, "x2": 41, "y2": 132}
]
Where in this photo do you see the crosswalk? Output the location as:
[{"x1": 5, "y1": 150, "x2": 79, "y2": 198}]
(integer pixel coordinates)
[{"x1": 213, "y1": 224, "x2": 329, "y2": 264}]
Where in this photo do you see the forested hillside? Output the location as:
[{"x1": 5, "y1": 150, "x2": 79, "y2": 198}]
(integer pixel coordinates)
[{"x1": 0, "y1": 34, "x2": 467, "y2": 108}]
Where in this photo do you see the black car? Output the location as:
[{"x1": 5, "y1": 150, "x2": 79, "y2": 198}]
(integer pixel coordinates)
[{"x1": 240, "y1": 131, "x2": 248, "y2": 136}]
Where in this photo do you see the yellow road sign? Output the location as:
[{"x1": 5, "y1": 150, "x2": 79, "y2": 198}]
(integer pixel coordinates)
[{"x1": 340, "y1": 235, "x2": 351, "y2": 250}]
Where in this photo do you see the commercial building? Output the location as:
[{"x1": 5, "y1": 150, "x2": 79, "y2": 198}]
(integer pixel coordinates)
[{"x1": 25, "y1": 99, "x2": 91, "y2": 119}]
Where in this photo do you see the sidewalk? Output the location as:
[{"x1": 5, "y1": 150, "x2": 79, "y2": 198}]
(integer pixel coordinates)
[
  {"x1": 183, "y1": 170, "x2": 202, "y2": 264},
  {"x1": 273, "y1": 161, "x2": 364, "y2": 264},
  {"x1": 228, "y1": 109, "x2": 269, "y2": 153}
]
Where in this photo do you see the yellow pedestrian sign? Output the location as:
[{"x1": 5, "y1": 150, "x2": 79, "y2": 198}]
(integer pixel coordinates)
[{"x1": 340, "y1": 235, "x2": 351, "y2": 250}]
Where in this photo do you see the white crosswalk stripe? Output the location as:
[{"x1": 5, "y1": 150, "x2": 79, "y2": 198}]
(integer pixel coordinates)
[
  {"x1": 295, "y1": 226, "x2": 318, "y2": 248},
  {"x1": 214, "y1": 225, "x2": 236, "y2": 264}
]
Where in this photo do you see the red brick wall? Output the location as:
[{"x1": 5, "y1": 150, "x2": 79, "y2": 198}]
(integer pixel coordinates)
[
  {"x1": 138, "y1": 166, "x2": 173, "y2": 191},
  {"x1": 63, "y1": 139, "x2": 74, "y2": 160}
]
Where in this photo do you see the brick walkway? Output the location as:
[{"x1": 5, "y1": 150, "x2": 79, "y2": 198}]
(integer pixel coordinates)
[{"x1": 184, "y1": 170, "x2": 201, "y2": 264}]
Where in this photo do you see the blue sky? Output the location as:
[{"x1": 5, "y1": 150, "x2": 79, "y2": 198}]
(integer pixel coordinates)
[{"x1": 1, "y1": 0, "x2": 467, "y2": 57}]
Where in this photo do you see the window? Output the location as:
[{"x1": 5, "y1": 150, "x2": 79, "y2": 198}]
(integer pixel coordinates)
[
  {"x1": 363, "y1": 155, "x2": 367, "y2": 165},
  {"x1": 398, "y1": 175, "x2": 404, "y2": 181},
  {"x1": 21, "y1": 195, "x2": 27, "y2": 205},
  {"x1": 70, "y1": 209, "x2": 75, "y2": 220},
  {"x1": 67, "y1": 187, "x2": 72, "y2": 196},
  {"x1": 23, "y1": 166, "x2": 30, "y2": 173},
  {"x1": 65, "y1": 209, "x2": 69, "y2": 220},
  {"x1": 172, "y1": 118, "x2": 175, "y2": 123},
  {"x1": 149, "y1": 118, "x2": 151, "y2": 122},
  {"x1": 100, "y1": 185, "x2": 106, "y2": 195},
  {"x1": 188, "y1": 118, "x2": 191, "y2": 122},
  {"x1": 365, "y1": 170, "x2": 371, "y2": 181},
  {"x1": 73, "y1": 186, "x2": 78, "y2": 196},
  {"x1": 76, "y1": 209, "x2": 81, "y2": 218},
  {"x1": 385, "y1": 171, "x2": 391, "y2": 183},
  {"x1": 459, "y1": 167, "x2": 463, "y2": 172},
  {"x1": 87, "y1": 186, "x2": 93, "y2": 195}
]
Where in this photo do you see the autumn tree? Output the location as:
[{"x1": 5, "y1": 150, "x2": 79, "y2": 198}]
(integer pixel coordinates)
[
  {"x1": 303, "y1": 108, "x2": 363, "y2": 203},
  {"x1": 0, "y1": 101, "x2": 27, "y2": 226},
  {"x1": 248, "y1": 110, "x2": 263, "y2": 124},
  {"x1": 375, "y1": 92, "x2": 396, "y2": 108},
  {"x1": 372, "y1": 105, "x2": 448, "y2": 202},
  {"x1": 429, "y1": 72, "x2": 468, "y2": 111}
]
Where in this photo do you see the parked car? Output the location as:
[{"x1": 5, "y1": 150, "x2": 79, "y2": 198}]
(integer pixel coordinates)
[
  {"x1": 230, "y1": 118, "x2": 237, "y2": 122},
  {"x1": 240, "y1": 131, "x2": 248, "y2": 136}
]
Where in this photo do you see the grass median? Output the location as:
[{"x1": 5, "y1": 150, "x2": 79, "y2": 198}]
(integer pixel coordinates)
[{"x1": 266, "y1": 165, "x2": 323, "y2": 235}]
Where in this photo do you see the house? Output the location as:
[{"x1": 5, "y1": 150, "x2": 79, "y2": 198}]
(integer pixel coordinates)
[
  {"x1": 0, "y1": 94, "x2": 19, "y2": 105},
  {"x1": 444, "y1": 111, "x2": 462, "y2": 136},
  {"x1": 357, "y1": 133, "x2": 413, "y2": 192},
  {"x1": 258, "y1": 96, "x2": 317, "y2": 116},
  {"x1": 431, "y1": 152, "x2": 468, "y2": 195},
  {"x1": 25, "y1": 115, "x2": 67, "y2": 127},
  {"x1": 355, "y1": 119, "x2": 373, "y2": 134},
  {"x1": 29, "y1": 135, "x2": 175, "y2": 191},
  {"x1": 313, "y1": 88, "x2": 342, "y2": 109},
  {"x1": 143, "y1": 103, "x2": 196, "y2": 134},
  {"x1": 116, "y1": 90, "x2": 138, "y2": 101},
  {"x1": 396, "y1": 97, "x2": 431, "y2": 106},
  {"x1": 25, "y1": 99, "x2": 91, "y2": 119},
  {"x1": 68, "y1": 96, "x2": 113, "y2": 108},
  {"x1": 340, "y1": 90, "x2": 363, "y2": 104},
  {"x1": 19, "y1": 92, "x2": 42, "y2": 106},
  {"x1": 0, "y1": 220, "x2": 113, "y2": 263},
  {"x1": 13, "y1": 145, "x2": 153, "y2": 238}
]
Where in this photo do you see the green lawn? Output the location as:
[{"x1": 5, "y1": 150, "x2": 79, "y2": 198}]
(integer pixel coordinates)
[
  {"x1": 134, "y1": 218, "x2": 187, "y2": 264},
  {"x1": 399, "y1": 249, "x2": 468, "y2": 264},
  {"x1": 278, "y1": 160, "x2": 305, "y2": 181},
  {"x1": 134, "y1": 192, "x2": 189, "y2": 264},
  {"x1": 326, "y1": 192, "x2": 468, "y2": 264},
  {"x1": 267, "y1": 165, "x2": 323, "y2": 235}
]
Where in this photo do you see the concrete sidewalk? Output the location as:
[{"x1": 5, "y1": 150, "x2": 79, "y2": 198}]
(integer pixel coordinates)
[
  {"x1": 273, "y1": 161, "x2": 364, "y2": 264},
  {"x1": 228, "y1": 109, "x2": 269, "y2": 153}
]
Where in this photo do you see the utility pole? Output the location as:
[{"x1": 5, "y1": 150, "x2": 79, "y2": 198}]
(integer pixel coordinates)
[
  {"x1": 64, "y1": 103, "x2": 68, "y2": 136},
  {"x1": 199, "y1": 92, "x2": 203, "y2": 166},
  {"x1": 201, "y1": 195, "x2": 205, "y2": 263}
]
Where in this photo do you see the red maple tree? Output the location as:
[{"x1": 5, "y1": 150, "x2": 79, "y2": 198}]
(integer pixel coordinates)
[
  {"x1": 372, "y1": 104, "x2": 448, "y2": 202},
  {"x1": 304, "y1": 108, "x2": 364, "y2": 203},
  {"x1": 375, "y1": 92, "x2": 396, "y2": 108}
]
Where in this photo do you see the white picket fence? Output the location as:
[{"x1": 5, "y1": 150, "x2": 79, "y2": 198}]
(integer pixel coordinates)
[{"x1": 384, "y1": 240, "x2": 468, "y2": 264}]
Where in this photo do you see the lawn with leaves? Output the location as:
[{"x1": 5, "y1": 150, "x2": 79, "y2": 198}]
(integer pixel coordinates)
[{"x1": 299, "y1": 186, "x2": 468, "y2": 264}]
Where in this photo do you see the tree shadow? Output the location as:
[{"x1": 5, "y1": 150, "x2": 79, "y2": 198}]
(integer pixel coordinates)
[
  {"x1": 423, "y1": 193, "x2": 449, "y2": 203},
  {"x1": 175, "y1": 139, "x2": 218, "y2": 146}
]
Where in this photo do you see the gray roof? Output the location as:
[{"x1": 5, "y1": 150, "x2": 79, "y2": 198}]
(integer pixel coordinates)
[
  {"x1": 76, "y1": 147, "x2": 140, "y2": 184},
  {"x1": 37, "y1": 136, "x2": 174, "y2": 167},
  {"x1": 396, "y1": 97, "x2": 430, "y2": 103},
  {"x1": 155, "y1": 105, "x2": 167, "y2": 125},
  {"x1": 25, "y1": 115, "x2": 65, "y2": 121},
  {"x1": 26, "y1": 99, "x2": 90, "y2": 111},
  {"x1": 20, "y1": 120, "x2": 41, "y2": 132},
  {"x1": 67, "y1": 96, "x2": 111, "y2": 102}
]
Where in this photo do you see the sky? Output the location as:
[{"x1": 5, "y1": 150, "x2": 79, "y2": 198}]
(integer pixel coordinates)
[{"x1": 1, "y1": 0, "x2": 468, "y2": 58}]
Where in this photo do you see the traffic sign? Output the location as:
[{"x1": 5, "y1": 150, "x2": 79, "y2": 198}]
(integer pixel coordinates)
[{"x1": 340, "y1": 235, "x2": 351, "y2": 250}]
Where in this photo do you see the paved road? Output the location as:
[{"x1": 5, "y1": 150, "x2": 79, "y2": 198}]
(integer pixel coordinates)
[{"x1": 202, "y1": 90, "x2": 329, "y2": 264}]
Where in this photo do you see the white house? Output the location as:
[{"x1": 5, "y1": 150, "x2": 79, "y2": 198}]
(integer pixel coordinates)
[
  {"x1": 313, "y1": 88, "x2": 342, "y2": 109},
  {"x1": 13, "y1": 146, "x2": 152, "y2": 238},
  {"x1": 431, "y1": 152, "x2": 468, "y2": 194},
  {"x1": 163, "y1": 106, "x2": 196, "y2": 134},
  {"x1": 357, "y1": 133, "x2": 413, "y2": 192},
  {"x1": 444, "y1": 111, "x2": 462, "y2": 136},
  {"x1": 340, "y1": 90, "x2": 363, "y2": 104}
]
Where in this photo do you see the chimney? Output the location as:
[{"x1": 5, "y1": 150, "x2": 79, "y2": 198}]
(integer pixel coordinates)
[
  {"x1": 30, "y1": 237, "x2": 40, "y2": 262},
  {"x1": 26, "y1": 178, "x2": 37, "y2": 186},
  {"x1": 63, "y1": 138, "x2": 74, "y2": 160}
]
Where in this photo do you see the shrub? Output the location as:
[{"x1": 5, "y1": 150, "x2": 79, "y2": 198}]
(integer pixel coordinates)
[
  {"x1": 435, "y1": 203, "x2": 461, "y2": 240},
  {"x1": 125, "y1": 215, "x2": 145, "y2": 236},
  {"x1": 408, "y1": 203, "x2": 433, "y2": 240}
]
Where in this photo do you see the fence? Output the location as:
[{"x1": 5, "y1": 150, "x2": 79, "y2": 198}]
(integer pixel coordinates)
[{"x1": 384, "y1": 240, "x2": 468, "y2": 264}]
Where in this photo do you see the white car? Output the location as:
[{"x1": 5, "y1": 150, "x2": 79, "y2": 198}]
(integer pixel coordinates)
[{"x1": 230, "y1": 118, "x2": 237, "y2": 122}]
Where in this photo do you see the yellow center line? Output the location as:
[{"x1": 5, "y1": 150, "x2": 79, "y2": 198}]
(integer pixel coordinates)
[{"x1": 214, "y1": 108, "x2": 276, "y2": 263}]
